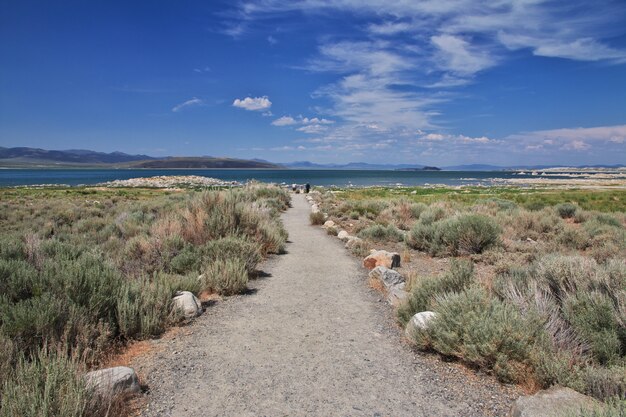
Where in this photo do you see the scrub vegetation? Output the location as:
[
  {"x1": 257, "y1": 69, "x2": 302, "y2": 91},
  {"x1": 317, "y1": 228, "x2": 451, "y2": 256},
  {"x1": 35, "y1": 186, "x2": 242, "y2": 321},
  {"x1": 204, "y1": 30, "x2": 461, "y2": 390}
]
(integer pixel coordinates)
[
  {"x1": 313, "y1": 186, "x2": 626, "y2": 406},
  {"x1": 0, "y1": 184, "x2": 289, "y2": 416}
]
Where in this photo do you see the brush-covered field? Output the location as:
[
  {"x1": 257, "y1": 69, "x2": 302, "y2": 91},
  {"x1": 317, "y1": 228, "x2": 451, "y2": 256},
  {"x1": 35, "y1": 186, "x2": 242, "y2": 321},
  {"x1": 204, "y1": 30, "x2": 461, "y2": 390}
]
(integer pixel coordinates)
[
  {"x1": 312, "y1": 186, "x2": 625, "y2": 409},
  {"x1": 0, "y1": 184, "x2": 289, "y2": 416}
]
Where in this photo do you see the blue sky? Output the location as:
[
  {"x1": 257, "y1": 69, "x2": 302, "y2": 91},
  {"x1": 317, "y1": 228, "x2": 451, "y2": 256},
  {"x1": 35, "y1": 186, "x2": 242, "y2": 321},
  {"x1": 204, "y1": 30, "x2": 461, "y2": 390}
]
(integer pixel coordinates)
[{"x1": 1, "y1": 0, "x2": 625, "y2": 166}]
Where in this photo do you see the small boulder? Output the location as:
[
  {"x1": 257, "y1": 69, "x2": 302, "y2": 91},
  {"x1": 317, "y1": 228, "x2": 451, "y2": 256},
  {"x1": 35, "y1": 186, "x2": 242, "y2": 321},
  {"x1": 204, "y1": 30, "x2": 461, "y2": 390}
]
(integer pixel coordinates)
[
  {"x1": 387, "y1": 283, "x2": 408, "y2": 305},
  {"x1": 509, "y1": 386, "x2": 601, "y2": 417},
  {"x1": 311, "y1": 204, "x2": 320, "y2": 213},
  {"x1": 337, "y1": 230, "x2": 350, "y2": 241},
  {"x1": 345, "y1": 236, "x2": 363, "y2": 249},
  {"x1": 85, "y1": 367, "x2": 141, "y2": 397},
  {"x1": 369, "y1": 266, "x2": 404, "y2": 288},
  {"x1": 405, "y1": 311, "x2": 438, "y2": 338},
  {"x1": 172, "y1": 291, "x2": 202, "y2": 318},
  {"x1": 323, "y1": 220, "x2": 336, "y2": 228},
  {"x1": 363, "y1": 250, "x2": 401, "y2": 270}
]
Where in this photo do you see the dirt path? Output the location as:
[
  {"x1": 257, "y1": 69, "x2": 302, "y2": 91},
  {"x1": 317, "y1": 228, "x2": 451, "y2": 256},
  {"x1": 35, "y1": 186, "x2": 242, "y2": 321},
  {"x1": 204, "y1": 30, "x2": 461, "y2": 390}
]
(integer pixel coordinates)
[{"x1": 133, "y1": 194, "x2": 520, "y2": 416}]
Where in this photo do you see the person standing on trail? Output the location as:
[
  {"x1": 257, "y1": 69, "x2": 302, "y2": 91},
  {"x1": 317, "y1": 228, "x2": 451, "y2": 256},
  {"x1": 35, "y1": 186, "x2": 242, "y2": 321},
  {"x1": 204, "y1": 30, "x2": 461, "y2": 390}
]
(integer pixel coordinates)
[{"x1": 305, "y1": 183, "x2": 310, "y2": 193}]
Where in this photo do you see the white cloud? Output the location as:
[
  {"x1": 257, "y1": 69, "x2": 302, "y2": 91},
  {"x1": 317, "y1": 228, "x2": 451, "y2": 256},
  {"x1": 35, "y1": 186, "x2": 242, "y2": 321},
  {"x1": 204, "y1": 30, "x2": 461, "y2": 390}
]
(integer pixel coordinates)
[
  {"x1": 431, "y1": 34, "x2": 495, "y2": 75},
  {"x1": 267, "y1": 35, "x2": 277, "y2": 45},
  {"x1": 507, "y1": 125, "x2": 626, "y2": 151},
  {"x1": 232, "y1": 96, "x2": 272, "y2": 111},
  {"x1": 271, "y1": 115, "x2": 335, "y2": 129},
  {"x1": 297, "y1": 124, "x2": 328, "y2": 134},
  {"x1": 272, "y1": 116, "x2": 297, "y2": 126},
  {"x1": 367, "y1": 21, "x2": 413, "y2": 35},
  {"x1": 228, "y1": 1, "x2": 626, "y2": 162},
  {"x1": 301, "y1": 117, "x2": 334, "y2": 125},
  {"x1": 172, "y1": 97, "x2": 204, "y2": 112}
]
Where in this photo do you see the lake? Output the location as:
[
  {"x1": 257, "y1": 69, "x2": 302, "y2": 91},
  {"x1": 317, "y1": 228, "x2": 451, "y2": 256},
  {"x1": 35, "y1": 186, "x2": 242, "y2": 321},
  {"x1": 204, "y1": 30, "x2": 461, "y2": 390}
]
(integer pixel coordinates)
[{"x1": 0, "y1": 168, "x2": 542, "y2": 187}]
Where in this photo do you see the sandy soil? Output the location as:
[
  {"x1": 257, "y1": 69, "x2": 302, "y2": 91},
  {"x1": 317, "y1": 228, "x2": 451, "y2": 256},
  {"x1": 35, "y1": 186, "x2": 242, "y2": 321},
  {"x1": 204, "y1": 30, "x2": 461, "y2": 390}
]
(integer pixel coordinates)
[{"x1": 132, "y1": 194, "x2": 521, "y2": 416}]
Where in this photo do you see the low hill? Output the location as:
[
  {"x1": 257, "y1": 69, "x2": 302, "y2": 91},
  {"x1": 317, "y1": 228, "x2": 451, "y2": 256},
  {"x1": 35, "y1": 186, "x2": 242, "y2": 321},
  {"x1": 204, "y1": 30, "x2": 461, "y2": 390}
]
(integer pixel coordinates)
[
  {"x1": 0, "y1": 147, "x2": 281, "y2": 169},
  {"x1": 0, "y1": 147, "x2": 154, "y2": 166},
  {"x1": 127, "y1": 157, "x2": 281, "y2": 169}
]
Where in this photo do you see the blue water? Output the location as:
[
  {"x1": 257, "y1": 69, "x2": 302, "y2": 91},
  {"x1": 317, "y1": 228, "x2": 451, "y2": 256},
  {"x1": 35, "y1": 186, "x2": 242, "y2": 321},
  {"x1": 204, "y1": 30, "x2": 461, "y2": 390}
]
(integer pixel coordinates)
[{"x1": 0, "y1": 168, "x2": 542, "y2": 187}]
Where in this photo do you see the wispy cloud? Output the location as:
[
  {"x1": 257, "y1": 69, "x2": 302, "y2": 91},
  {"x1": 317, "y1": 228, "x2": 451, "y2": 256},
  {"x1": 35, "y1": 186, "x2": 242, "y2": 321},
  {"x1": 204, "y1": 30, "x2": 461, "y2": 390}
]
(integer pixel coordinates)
[
  {"x1": 172, "y1": 97, "x2": 204, "y2": 112},
  {"x1": 227, "y1": 0, "x2": 626, "y2": 161},
  {"x1": 271, "y1": 115, "x2": 334, "y2": 128},
  {"x1": 507, "y1": 124, "x2": 626, "y2": 152},
  {"x1": 232, "y1": 96, "x2": 272, "y2": 111},
  {"x1": 431, "y1": 34, "x2": 496, "y2": 76},
  {"x1": 272, "y1": 116, "x2": 297, "y2": 126},
  {"x1": 193, "y1": 66, "x2": 211, "y2": 73}
]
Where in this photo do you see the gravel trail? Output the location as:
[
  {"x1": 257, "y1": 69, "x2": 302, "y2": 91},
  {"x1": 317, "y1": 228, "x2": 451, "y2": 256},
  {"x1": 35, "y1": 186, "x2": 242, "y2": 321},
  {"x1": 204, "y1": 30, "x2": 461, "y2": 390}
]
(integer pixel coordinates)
[{"x1": 133, "y1": 194, "x2": 520, "y2": 416}]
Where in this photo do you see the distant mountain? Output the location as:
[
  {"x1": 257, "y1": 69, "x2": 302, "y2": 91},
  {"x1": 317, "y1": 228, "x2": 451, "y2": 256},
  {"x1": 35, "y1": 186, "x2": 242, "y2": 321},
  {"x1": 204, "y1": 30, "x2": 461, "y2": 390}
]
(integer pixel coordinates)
[
  {"x1": 396, "y1": 166, "x2": 441, "y2": 171},
  {"x1": 285, "y1": 161, "x2": 428, "y2": 170},
  {"x1": 442, "y1": 164, "x2": 506, "y2": 171},
  {"x1": 128, "y1": 157, "x2": 281, "y2": 169},
  {"x1": 0, "y1": 147, "x2": 155, "y2": 166}
]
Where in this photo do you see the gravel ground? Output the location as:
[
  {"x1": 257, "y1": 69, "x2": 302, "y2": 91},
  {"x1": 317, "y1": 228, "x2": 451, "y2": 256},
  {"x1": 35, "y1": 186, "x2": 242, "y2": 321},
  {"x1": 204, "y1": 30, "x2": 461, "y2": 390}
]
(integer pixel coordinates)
[{"x1": 132, "y1": 194, "x2": 522, "y2": 416}]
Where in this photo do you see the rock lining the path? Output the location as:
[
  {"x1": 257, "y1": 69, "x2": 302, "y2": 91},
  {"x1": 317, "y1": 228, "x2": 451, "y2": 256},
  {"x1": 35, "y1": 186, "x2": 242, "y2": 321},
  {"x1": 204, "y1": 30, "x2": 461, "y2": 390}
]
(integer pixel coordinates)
[
  {"x1": 406, "y1": 311, "x2": 438, "y2": 338},
  {"x1": 363, "y1": 250, "x2": 401, "y2": 270},
  {"x1": 509, "y1": 386, "x2": 601, "y2": 417},
  {"x1": 172, "y1": 291, "x2": 203, "y2": 318},
  {"x1": 85, "y1": 366, "x2": 141, "y2": 397}
]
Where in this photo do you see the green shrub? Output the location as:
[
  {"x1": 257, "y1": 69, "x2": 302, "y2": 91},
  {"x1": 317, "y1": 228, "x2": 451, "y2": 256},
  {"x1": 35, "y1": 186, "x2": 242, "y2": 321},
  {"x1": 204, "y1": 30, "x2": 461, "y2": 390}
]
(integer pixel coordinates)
[
  {"x1": 483, "y1": 198, "x2": 517, "y2": 211},
  {"x1": 406, "y1": 222, "x2": 438, "y2": 252},
  {"x1": 508, "y1": 209, "x2": 563, "y2": 241},
  {"x1": 564, "y1": 291, "x2": 623, "y2": 366},
  {"x1": 357, "y1": 224, "x2": 404, "y2": 242},
  {"x1": 582, "y1": 365, "x2": 626, "y2": 400},
  {"x1": 418, "y1": 206, "x2": 447, "y2": 225},
  {"x1": 116, "y1": 274, "x2": 174, "y2": 339},
  {"x1": 408, "y1": 214, "x2": 500, "y2": 256},
  {"x1": 557, "y1": 227, "x2": 589, "y2": 250},
  {"x1": 255, "y1": 219, "x2": 288, "y2": 254},
  {"x1": 436, "y1": 214, "x2": 501, "y2": 255},
  {"x1": 310, "y1": 212, "x2": 325, "y2": 225},
  {"x1": 419, "y1": 286, "x2": 541, "y2": 383},
  {"x1": 0, "y1": 349, "x2": 90, "y2": 417},
  {"x1": 0, "y1": 259, "x2": 40, "y2": 302},
  {"x1": 201, "y1": 258, "x2": 248, "y2": 296},
  {"x1": 200, "y1": 236, "x2": 262, "y2": 274},
  {"x1": 409, "y1": 203, "x2": 428, "y2": 219},
  {"x1": 169, "y1": 245, "x2": 200, "y2": 274},
  {"x1": 0, "y1": 235, "x2": 25, "y2": 261},
  {"x1": 0, "y1": 332, "x2": 16, "y2": 388},
  {"x1": 556, "y1": 203, "x2": 578, "y2": 219},
  {"x1": 398, "y1": 260, "x2": 474, "y2": 324}
]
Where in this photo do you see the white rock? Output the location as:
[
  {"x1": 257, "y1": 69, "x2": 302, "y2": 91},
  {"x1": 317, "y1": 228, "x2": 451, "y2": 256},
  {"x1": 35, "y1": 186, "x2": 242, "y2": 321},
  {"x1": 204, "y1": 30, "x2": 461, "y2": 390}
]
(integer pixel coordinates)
[
  {"x1": 84, "y1": 367, "x2": 140, "y2": 397},
  {"x1": 337, "y1": 230, "x2": 350, "y2": 241},
  {"x1": 323, "y1": 220, "x2": 335, "y2": 228},
  {"x1": 405, "y1": 311, "x2": 438, "y2": 338},
  {"x1": 172, "y1": 291, "x2": 202, "y2": 318},
  {"x1": 311, "y1": 204, "x2": 320, "y2": 213}
]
